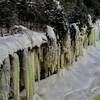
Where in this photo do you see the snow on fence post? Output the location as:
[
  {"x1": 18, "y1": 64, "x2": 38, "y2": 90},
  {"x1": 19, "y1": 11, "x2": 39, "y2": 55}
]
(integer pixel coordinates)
[{"x1": 10, "y1": 53, "x2": 20, "y2": 100}]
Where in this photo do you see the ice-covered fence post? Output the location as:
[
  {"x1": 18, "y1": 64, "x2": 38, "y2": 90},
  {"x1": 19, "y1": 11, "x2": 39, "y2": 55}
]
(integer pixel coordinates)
[
  {"x1": 10, "y1": 53, "x2": 20, "y2": 100},
  {"x1": 0, "y1": 56, "x2": 11, "y2": 100}
]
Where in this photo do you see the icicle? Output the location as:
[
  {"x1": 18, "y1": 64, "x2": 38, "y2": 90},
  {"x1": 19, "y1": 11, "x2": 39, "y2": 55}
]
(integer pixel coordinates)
[
  {"x1": 43, "y1": 40, "x2": 58, "y2": 76},
  {"x1": 92, "y1": 25, "x2": 96, "y2": 46},
  {"x1": 81, "y1": 25, "x2": 88, "y2": 48},
  {"x1": 79, "y1": 39, "x2": 83, "y2": 56},
  {"x1": 70, "y1": 46, "x2": 75, "y2": 63},
  {"x1": 63, "y1": 34, "x2": 72, "y2": 68},
  {"x1": 83, "y1": 34, "x2": 88, "y2": 48},
  {"x1": 43, "y1": 49, "x2": 49, "y2": 77},
  {"x1": 0, "y1": 65, "x2": 5, "y2": 100},
  {"x1": 61, "y1": 51, "x2": 64, "y2": 68},
  {"x1": 22, "y1": 49, "x2": 30, "y2": 100},
  {"x1": 34, "y1": 48, "x2": 40, "y2": 91},
  {"x1": 79, "y1": 33, "x2": 84, "y2": 56},
  {"x1": 96, "y1": 19, "x2": 100, "y2": 40},
  {"x1": 10, "y1": 53, "x2": 20, "y2": 100},
  {"x1": 0, "y1": 56, "x2": 10, "y2": 100},
  {"x1": 31, "y1": 50, "x2": 35, "y2": 95},
  {"x1": 75, "y1": 39, "x2": 80, "y2": 60},
  {"x1": 52, "y1": 41, "x2": 58, "y2": 72},
  {"x1": 88, "y1": 24, "x2": 96, "y2": 46},
  {"x1": 68, "y1": 35, "x2": 72, "y2": 65},
  {"x1": 88, "y1": 29, "x2": 93, "y2": 45},
  {"x1": 57, "y1": 43, "x2": 61, "y2": 70},
  {"x1": 87, "y1": 14, "x2": 96, "y2": 46},
  {"x1": 28, "y1": 50, "x2": 35, "y2": 100},
  {"x1": 63, "y1": 34, "x2": 68, "y2": 68},
  {"x1": 38, "y1": 47, "x2": 43, "y2": 63},
  {"x1": 71, "y1": 23, "x2": 80, "y2": 60}
]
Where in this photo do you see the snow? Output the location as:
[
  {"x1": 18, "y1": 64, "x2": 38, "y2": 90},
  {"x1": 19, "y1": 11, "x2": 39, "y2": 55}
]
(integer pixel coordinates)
[
  {"x1": 53, "y1": 0, "x2": 62, "y2": 9},
  {"x1": 47, "y1": 25, "x2": 56, "y2": 41},
  {"x1": 88, "y1": 14, "x2": 93, "y2": 26},
  {"x1": 34, "y1": 41, "x2": 100, "y2": 100},
  {"x1": 0, "y1": 26, "x2": 47, "y2": 65},
  {"x1": 70, "y1": 23, "x2": 80, "y2": 33}
]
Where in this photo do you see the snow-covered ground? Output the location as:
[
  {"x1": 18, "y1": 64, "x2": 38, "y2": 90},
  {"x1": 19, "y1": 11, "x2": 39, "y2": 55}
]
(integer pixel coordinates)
[{"x1": 34, "y1": 41, "x2": 100, "y2": 100}]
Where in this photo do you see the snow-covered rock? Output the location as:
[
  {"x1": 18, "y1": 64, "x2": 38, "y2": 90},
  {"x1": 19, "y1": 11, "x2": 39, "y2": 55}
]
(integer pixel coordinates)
[{"x1": 0, "y1": 25, "x2": 47, "y2": 64}]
